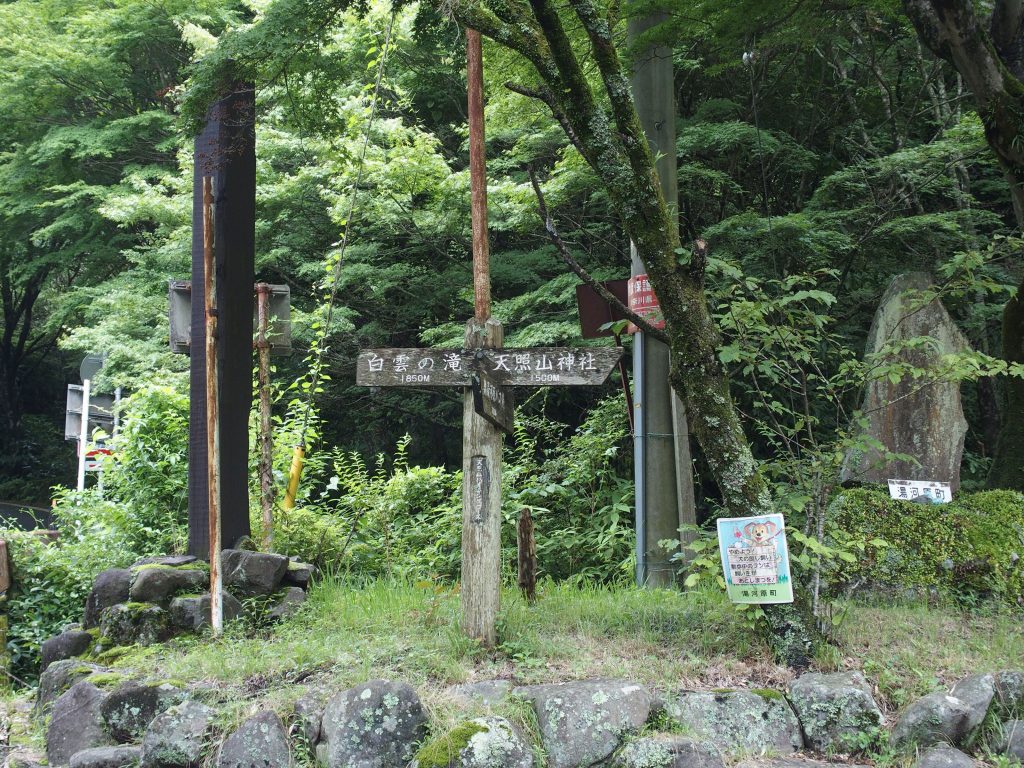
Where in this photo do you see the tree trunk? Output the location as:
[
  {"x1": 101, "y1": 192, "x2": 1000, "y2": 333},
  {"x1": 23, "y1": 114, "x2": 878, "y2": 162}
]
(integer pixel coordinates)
[{"x1": 902, "y1": 0, "x2": 1024, "y2": 489}]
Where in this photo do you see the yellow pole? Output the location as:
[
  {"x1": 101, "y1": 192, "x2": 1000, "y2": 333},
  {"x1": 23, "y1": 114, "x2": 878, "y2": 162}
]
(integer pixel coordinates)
[{"x1": 283, "y1": 445, "x2": 305, "y2": 510}]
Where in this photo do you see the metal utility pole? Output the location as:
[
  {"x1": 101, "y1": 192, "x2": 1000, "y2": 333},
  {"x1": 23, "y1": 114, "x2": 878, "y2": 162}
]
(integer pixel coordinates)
[
  {"x1": 461, "y1": 28, "x2": 503, "y2": 647},
  {"x1": 629, "y1": 13, "x2": 697, "y2": 587}
]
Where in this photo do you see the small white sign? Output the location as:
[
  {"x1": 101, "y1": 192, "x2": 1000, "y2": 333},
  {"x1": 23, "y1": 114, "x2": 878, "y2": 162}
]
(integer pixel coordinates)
[{"x1": 887, "y1": 479, "x2": 952, "y2": 504}]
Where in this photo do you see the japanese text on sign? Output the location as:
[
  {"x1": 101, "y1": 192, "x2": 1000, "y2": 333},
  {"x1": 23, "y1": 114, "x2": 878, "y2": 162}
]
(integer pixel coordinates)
[
  {"x1": 716, "y1": 513, "x2": 794, "y2": 605},
  {"x1": 887, "y1": 479, "x2": 952, "y2": 504},
  {"x1": 626, "y1": 273, "x2": 665, "y2": 333}
]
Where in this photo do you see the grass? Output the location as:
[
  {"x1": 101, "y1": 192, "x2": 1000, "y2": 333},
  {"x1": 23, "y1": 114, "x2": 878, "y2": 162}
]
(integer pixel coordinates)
[{"x1": 5, "y1": 578, "x2": 1022, "y2": 757}]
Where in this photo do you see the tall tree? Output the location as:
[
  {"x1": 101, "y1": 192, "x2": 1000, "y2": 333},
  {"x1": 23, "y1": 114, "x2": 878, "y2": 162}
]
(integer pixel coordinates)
[{"x1": 902, "y1": 0, "x2": 1024, "y2": 488}]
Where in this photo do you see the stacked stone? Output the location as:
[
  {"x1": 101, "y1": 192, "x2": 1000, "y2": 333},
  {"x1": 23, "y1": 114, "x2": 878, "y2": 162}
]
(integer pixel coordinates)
[{"x1": 40, "y1": 551, "x2": 316, "y2": 673}]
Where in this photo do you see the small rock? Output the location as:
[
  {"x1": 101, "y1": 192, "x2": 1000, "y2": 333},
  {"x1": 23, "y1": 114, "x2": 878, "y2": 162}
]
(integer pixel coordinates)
[
  {"x1": 222, "y1": 550, "x2": 289, "y2": 596},
  {"x1": 84, "y1": 570, "x2": 132, "y2": 629},
  {"x1": 101, "y1": 681, "x2": 184, "y2": 742},
  {"x1": 168, "y1": 593, "x2": 242, "y2": 631},
  {"x1": 100, "y1": 604, "x2": 170, "y2": 647},
  {"x1": 994, "y1": 671, "x2": 1024, "y2": 716},
  {"x1": 132, "y1": 556, "x2": 198, "y2": 568},
  {"x1": 7, "y1": 750, "x2": 47, "y2": 768},
  {"x1": 950, "y1": 674, "x2": 995, "y2": 734},
  {"x1": 613, "y1": 735, "x2": 723, "y2": 768},
  {"x1": 37, "y1": 660, "x2": 108, "y2": 713},
  {"x1": 47, "y1": 682, "x2": 115, "y2": 766},
  {"x1": 891, "y1": 692, "x2": 974, "y2": 750},
  {"x1": 267, "y1": 587, "x2": 306, "y2": 621},
  {"x1": 415, "y1": 717, "x2": 532, "y2": 768},
  {"x1": 41, "y1": 631, "x2": 95, "y2": 672},
  {"x1": 216, "y1": 711, "x2": 291, "y2": 768},
  {"x1": 912, "y1": 744, "x2": 981, "y2": 768},
  {"x1": 292, "y1": 694, "x2": 324, "y2": 753},
  {"x1": 994, "y1": 720, "x2": 1024, "y2": 762},
  {"x1": 129, "y1": 567, "x2": 208, "y2": 605},
  {"x1": 317, "y1": 679, "x2": 427, "y2": 768},
  {"x1": 788, "y1": 671, "x2": 883, "y2": 752},
  {"x1": 447, "y1": 680, "x2": 512, "y2": 707},
  {"x1": 70, "y1": 746, "x2": 143, "y2": 768},
  {"x1": 141, "y1": 700, "x2": 216, "y2": 768},
  {"x1": 284, "y1": 560, "x2": 317, "y2": 589},
  {"x1": 517, "y1": 679, "x2": 653, "y2": 768},
  {"x1": 668, "y1": 690, "x2": 802, "y2": 755}
]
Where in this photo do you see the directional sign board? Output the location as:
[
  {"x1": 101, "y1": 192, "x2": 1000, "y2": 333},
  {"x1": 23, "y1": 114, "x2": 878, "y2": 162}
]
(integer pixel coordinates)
[
  {"x1": 65, "y1": 385, "x2": 116, "y2": 441},
  {"x1": 356, "y1": 347, "x2": 623, "y2": 388},
  {"x1": 472, "y1": 367, "x2": 515, "y2": 434}
]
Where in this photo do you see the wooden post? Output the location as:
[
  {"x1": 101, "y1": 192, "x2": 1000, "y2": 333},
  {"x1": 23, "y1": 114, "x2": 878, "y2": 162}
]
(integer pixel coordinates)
[
  {"x1": 255, "y1": 284, "x2": 274, "y2": 549},
  {"x1": 462, "y1": 28, "x2": 502, "y2": 646},
  {"x1": 517, "y1": 508, "x2": 537, "y2": 603},
  {"x1": 0, "y1": 539, "x2": 9, "y2": 693},
  {"x1": 203, "y1": 176, "x2": 223, "y2": 635}
]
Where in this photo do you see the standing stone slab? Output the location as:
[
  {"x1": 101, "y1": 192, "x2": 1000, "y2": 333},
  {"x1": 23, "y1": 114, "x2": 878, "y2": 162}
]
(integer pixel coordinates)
[
  {"x1": 516, "y1": 679, "x2": 654, "y2": 768},
  {"x1": 612, "y1": 736, "x2": 723, "y2": 768},
  {"x1": 788, "y1": 672, "x2": 883, "y2": 752},
  {"x1": 317, "y1": 679, "x2": 427, "y2": 768},
  {"x1": 840, "y1": 272, "x2": 970, "y2": 491},
  {"x1": 216, "y1": 711, "x2": 291, "y2": 768},
  {"x1": 667, "y1": 690, "x2": 802, "y2": 755},
  {"x1": 141, "y1": 700, "x2": 216, "y2": 768},
  {"x1": 47, "y1": 682, "x2": 115, "y2": 766},
  {"x1": 891, "y1": 692, "x2": 974, "y2": 750},
  {"x1": 84, "y1": 570, "x2": 132, "y2": 629}
]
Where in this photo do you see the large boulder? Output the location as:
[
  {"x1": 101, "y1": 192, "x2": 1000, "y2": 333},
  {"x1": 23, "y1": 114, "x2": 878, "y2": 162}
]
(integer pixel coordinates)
[
  {"x1": 612, "y1": 736, "x2": 723, "y2": 768},
  {"x1": 168, "y1": 593, "x2": 242, "y2": 631},
  {"x1": 912, "y1": 745, "x2": 981, "y2": 768},
  {"x1": 141, "y1": 700, "x2": 216, "y2": 768},
  {"x1": 891, "y1": 692, "x2": 974, "y2": 750},
  {"x1": 47, "y1": 682, "x2": 115, "y2": 766},
  {"x1": 221, "y1": 550, "x2": 288, "y2": 596},
  {"x1": 129, "y1": 567, "x2": 208, "y2": 605},
  {"x1": 216, "y1": 711, "x2": 291, "y2": 768},
  {"x1": 995, "y1": 671, "x2": 1024, "y2": 716},
  {"x1": 283, "y1": 560, "x2": 317, "y2": 590},
  {"x1": 994, "y1": 720, "x2": 1024, "y2": 762},
  {"x1": 317, "y1": 679, "x2": 427, "y2": 768},
  {"x1": 84, "y1": 570, "x2": 132, "y2": 629},
  {"x1": 840, "y1": 272, "x2": 970, "y2": 491},
  {"x1": 69, "y1": 746, "x2": 143, "y2": 768},
  {"x1": 38, "y1": 660, "x2": 108, "y2": 713},
  {"x1": 100, "y1": 603, "x2": 170, "y2": 647},
  {"x1": 414, "y1": 717, "x2": 532, "y2": 768},
  {"x1": 788, "y1": 672, "x2": 883, "y2": 752},
  {"x1": 101, "y1": 681, "x2": 184, "y2": 743},
  {"x1": 267, "y1": 588, "x2": 306, "y2": 621},
  {"x1": 447, "y1": 680, "x2": 512, "y2": 708},
  {"x1": 516, "y1": 679, "x2": 653, "y2": 768},
  {"x1": 667, "y1": 690, "x2": 802, "y2": 755},
  {"x1": 950, "y1": 674, "x2": 995, "y2": 734},
  {"x1": 41, "y1": 630, "x2": 95, "y2": 673}
]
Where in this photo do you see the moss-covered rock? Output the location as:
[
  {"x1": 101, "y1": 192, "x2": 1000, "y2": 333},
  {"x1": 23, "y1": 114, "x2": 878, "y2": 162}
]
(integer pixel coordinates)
[
  {"x1": 216, "y1": 711, "x2": 291, "y2": 768},
  {"x1": 612, "y1": 735, "x2": 722, "y2": 768},
  {"x1": 666, "y1": 689, "x2": 802, "y2": 755},
  {"x1": 788, "y1": 672, "x2": 883, "y2": 753},
  {"x1": 101, "y1": 680, "x2": 184, "y2": 742},
  {"x1": 141, "y1": 699, "x2": 216, "y2": 768},
  {"x1": 827, "y1": 488, "x2": 1024, "y2": 604},
  {"x1": 414, "y1": 717, "x2": 532, "y2": 768},
  {"x1": 99, "y1": 603, "x2": 171, "y2": 649},
  {"x1": 129, "y1": 566, "x2": 208, "y2": 605}
]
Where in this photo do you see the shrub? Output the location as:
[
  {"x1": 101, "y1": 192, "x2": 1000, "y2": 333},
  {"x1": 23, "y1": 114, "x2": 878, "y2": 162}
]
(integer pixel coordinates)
[{"x1": 827, "y1": 487, "x2": 1024, "y2": 604}]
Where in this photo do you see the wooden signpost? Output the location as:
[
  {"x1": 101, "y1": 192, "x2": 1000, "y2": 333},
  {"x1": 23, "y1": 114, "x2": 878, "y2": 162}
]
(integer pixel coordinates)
[{"x1": 356, "y1": 29, "x2": 622, "y2": 647}]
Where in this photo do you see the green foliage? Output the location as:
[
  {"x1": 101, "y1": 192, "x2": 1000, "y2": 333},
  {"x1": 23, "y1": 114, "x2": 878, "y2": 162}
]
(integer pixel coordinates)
[{"x1": 828, "y1": 488, "x2": 1024, "y2": 604}]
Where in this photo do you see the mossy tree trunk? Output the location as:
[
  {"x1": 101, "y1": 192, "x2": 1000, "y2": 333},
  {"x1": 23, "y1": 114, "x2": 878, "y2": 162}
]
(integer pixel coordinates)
[
  {"x1": 903, "y1": 0, "x2": 1024, "y2": 489},
  {"x1": 444, "y1": 0, "x2": 820, "y2": 665}
]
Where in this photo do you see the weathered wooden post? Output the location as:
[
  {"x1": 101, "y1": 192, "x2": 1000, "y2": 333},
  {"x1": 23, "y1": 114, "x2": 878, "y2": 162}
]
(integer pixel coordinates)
[
  {"x1": 517, "y1": 508, "x2": 537, "y2": 604},
  {"x1": 203, "y1": 176, "x2": 223, "y2": 635},
  {"x1": 0, "y1": 538, "x2": 9, "y2": 692},
  {"x1": 255, "y1": 283, "x2": 274, "y2": 548}
]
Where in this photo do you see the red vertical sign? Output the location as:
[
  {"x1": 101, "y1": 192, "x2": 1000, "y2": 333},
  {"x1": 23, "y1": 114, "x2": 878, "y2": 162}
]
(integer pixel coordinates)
[{"x1": 627, "y1": 274, "x2": 665, "y2": 333}]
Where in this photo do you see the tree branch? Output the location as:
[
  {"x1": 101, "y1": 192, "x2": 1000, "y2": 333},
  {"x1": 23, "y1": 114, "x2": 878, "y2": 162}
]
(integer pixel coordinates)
[
  {"x1": 528, "y1": 168, "x2": 670, "y2": 344},
  {"x1": 504, "y1": 81, "x2": 587, "y2": 156}
]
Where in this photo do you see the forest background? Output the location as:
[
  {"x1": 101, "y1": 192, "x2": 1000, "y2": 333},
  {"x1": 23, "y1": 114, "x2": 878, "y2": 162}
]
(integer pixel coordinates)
[{"x1": 3, "y1": 0, "x2": 1024, "y2": 672}]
